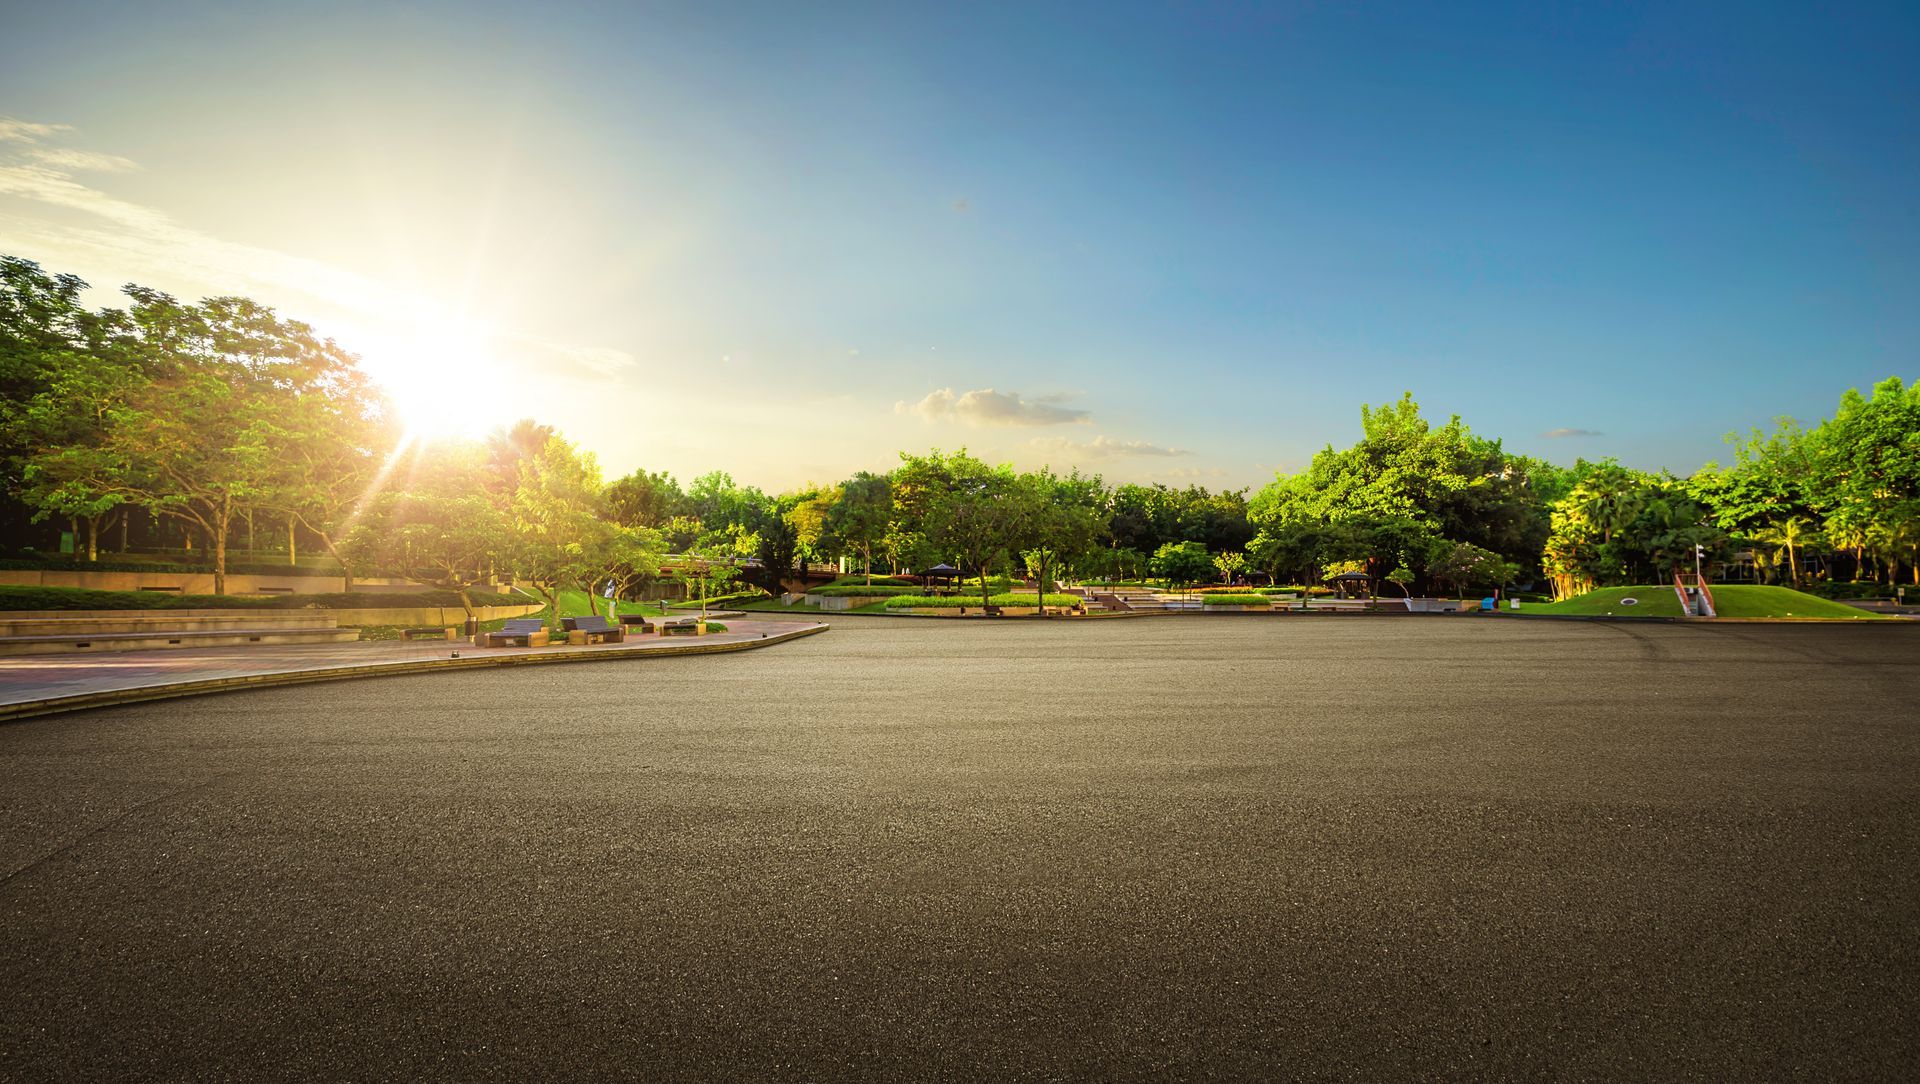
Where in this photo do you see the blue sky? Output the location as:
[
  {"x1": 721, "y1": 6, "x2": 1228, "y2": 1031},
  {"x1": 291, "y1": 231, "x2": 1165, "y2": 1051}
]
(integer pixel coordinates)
[{"x1": 2, "y1": 1, "x2": 1915, "y2": 490}]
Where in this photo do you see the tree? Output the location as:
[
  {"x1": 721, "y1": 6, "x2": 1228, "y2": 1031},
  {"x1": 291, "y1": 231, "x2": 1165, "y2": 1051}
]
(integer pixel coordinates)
[
  {"x1": 605, "y1": 469, "x2": 685, "y2": 528},
  {"x1": 344, "y1": 443, "x2": 507, "y2": 620},
  {"x1": 1251, "y1": 393, "x2": 1551, "y2": 581},
  {"x1": 1018, "y1": 469, "x2": 1106, "y2": 615},
  {"x1": 894, "y1": 450, "x2": 1032, "y2": 609},
  {"x1": 1151, "y1": 541, "x2": 1213, "y2": 589},
  {"x1": 508, "y1": 433, "x2": 609, "y2": 620},
  {"x1": 585, "y1": 524, "x2": 667, "y2": 619},
  {"x1": 263, "y1": 351, "x2": 398, "y2": 585},
  {"x1": 1212, "y1": 550, "x2": 1247, "y2": 585},
  {"x1": 1426, "y1": 540, "x2": 1514, "y2": 598},
  {"x1": 828, "y1": 471, "x2": 893, "y2": 584},
  {"x1": 1752, "y1": 516, "x2": 1816, "y2": 588}
]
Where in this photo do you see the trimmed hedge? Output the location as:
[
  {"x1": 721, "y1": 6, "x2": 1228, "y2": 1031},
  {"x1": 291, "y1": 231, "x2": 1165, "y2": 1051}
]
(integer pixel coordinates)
[
  {"x1": 883, "y1": 593, "x2": 1084, "y2": 610},
  {"x1": 1200, "y1": 594, "x2": 1272, "y2": 606},
  {"x1": 0, "y1": 585, "x2": 523, "y2": 611},
  {"x1": 821, "y1": 575, "x2": 912, "y2": 588},
  {"x1": 1801, "y1": 581, "x2": 1895, "y2": 600}
]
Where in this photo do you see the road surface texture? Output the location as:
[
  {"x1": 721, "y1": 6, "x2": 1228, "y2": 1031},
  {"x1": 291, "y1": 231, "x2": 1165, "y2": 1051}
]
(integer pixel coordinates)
[{"x1": 2, "y1": 616, "x2": 1916, "y2": 1080}]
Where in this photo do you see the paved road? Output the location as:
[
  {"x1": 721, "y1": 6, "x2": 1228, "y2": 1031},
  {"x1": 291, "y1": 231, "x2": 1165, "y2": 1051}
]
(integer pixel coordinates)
[{"x1": 2, "y1": 617, "x2": 1916, "y2": 1080}]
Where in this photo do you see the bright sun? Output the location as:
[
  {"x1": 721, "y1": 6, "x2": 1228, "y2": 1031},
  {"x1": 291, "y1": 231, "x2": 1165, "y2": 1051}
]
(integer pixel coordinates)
[{"x1": 362, "y1": 323, "x2": 514, "y2": 440}]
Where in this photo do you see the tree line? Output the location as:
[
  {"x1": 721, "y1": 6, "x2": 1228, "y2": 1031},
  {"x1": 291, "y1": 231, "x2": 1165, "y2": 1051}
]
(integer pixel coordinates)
[{"x1": 5, "y1": 256, "x2": 1916, "y2": 605}]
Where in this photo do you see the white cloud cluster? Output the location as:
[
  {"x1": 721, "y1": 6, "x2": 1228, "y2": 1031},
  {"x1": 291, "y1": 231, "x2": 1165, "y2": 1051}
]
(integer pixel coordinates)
[
  {"x1": 1543, "y1": 427, "x2": 1603, "y2": 438},
  {"x1": 897, "y1": 386, "x2": 1091, "y2": 427},
  {"x1": 1031, "y1": 435, "x2": 1190, "y2": 458}
]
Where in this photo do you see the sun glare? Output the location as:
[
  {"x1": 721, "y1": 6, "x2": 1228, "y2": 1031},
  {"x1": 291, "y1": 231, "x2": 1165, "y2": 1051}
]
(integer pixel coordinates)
[{"x1": 361, "y1": 322, "x2": 515, "y2": 441}]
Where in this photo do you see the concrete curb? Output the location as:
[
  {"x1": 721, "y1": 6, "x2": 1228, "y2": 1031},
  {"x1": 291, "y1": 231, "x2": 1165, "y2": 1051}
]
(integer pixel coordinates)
[{"x1": 0, "y1": 622, "x2": 831, "y2": 724}]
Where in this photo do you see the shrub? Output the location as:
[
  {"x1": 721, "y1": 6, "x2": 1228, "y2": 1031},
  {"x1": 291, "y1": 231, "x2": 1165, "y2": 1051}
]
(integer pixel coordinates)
[
  {"x1": 810, "y1": 584, "x2": 923, "y2": 596},
  {"x1": 883, "y1": 593, "x2": 1084, "y2": 610},
  {"x1": 0, "y1": 585, "x2": 523, "y2": 611},
  {"x1": 1801, "y1": 581, "x2": 1891, "y2": 600},
  {"x1": 822, "y1": 575, "x2": 912, "y2": 588},
  {"x1": 702, "y1": 621, "x2": 727, "y2": 632},
  {"x1": 1200, "y1": 594, "x2": 1271, "y2": 606}
]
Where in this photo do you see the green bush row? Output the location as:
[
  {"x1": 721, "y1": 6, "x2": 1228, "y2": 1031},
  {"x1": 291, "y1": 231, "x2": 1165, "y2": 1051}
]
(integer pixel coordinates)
[
  {"x1": 883, "y1": 593, "x2": 1084, "y2": 610},
  {"x1": 0, "y1": 585, "x2": 524, "y2": 611},
  {"x1": 810, "y1": 584, "x2": 924, "y2": 596},
  {"x1": 1200, "y1": 594, "x2": 1273, "y2": 606},
  {"x1": 1800, "y1": 581, "x2": 1896, "y2": 600}
]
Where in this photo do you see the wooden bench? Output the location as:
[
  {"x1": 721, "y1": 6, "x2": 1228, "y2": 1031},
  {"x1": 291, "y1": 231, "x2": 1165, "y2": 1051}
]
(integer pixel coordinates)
[
  {"x1": 616, "y1": 613, "x2": 657, "y2": 634},
  {"x1": 658, "y1": 617, "x2": 702, "y2": 637},
  {"x1": 479, "y1": 619, "x2": 551, "y2": 648},
  {"x1": 561, "y1": 615, "x2": 625, "y2": 645},
  {"x1": 400, "y1": 626, "x2": 457, "y2": 641}
]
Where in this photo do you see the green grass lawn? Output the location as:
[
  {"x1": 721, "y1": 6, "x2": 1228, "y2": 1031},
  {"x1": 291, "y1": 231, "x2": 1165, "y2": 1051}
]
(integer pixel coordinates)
[{"x1": 1522, "y1": 584, "x2": 1886, "y2": 620}]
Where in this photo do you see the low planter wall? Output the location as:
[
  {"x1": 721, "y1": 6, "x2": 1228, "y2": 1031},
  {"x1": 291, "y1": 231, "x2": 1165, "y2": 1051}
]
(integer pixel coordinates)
[
  {"x1": 326, "y1": 603, "x2": 544, "y2": 627},
  {"x1": 1202, "y1": 604, "x2": 1272, "y2": 612},
  {"x1": 0, "y1": 569, "x2": 421, "y2": 596},
  {"x1": 804, "y1": 594, "x2": 896, "y2": 610}
]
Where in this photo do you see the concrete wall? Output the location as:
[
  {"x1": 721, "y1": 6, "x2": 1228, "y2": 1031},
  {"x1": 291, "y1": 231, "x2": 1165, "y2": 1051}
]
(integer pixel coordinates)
[
  {"x1": 0, "y1": 602, "x2": 543, "y2": 631},
  {"x1": 324, "y1": 603, "x2": 544, "y2": 627},
  {"x1": 0, "y1": 569, "x2": 424, "y2": 595}
]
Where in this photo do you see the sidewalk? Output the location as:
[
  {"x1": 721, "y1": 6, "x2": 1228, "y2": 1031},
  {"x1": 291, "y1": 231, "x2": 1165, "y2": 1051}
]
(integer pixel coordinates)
[{"x1": 0, "y1": 618, "x2": 828, "y2": 721}]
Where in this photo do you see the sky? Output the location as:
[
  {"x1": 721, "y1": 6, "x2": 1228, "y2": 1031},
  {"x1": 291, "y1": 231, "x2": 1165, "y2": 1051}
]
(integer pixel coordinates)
[{"x1": 2, "y1": 1, "x2": 1916, "y2": 493}]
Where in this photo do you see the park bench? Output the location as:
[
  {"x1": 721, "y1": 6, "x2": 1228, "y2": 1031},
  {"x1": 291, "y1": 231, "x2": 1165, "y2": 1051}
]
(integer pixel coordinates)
[
  {"x1": 616, "y1": 613, "x2": 657, "y2": 633},
  {"x1": 479, "y1": 619, "x2": 551, "y2": 648},
  {"x1": 400, "y1": 626, "x2": 457, "y2": 641},
  {"x1": 561, "y1": 615, "x2": 625, "y2": 645},
  {"x1": 658, "y1": 616, "x2": 702, "y2": 637}
]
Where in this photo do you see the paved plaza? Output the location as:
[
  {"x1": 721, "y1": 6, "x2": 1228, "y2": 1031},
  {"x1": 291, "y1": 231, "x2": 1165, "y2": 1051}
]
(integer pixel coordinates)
[
  {"x1": 0, "y1": 616, "x2": 819, "y2": 719},
  {"x1": 2, "y1": 617, "x2": 1917, "y2": 1079}
]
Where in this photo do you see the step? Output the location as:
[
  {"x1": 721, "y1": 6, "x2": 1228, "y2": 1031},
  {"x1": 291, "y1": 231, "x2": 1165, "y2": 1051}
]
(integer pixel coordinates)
[{"x1": 0, "y1": 627, "x2": 361, "y2": 656}]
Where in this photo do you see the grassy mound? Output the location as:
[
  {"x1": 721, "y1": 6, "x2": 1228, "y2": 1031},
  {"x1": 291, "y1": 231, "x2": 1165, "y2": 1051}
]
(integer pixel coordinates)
[{"x1": 1526, "y1": 585, "x2": 1885, "y2": 620}]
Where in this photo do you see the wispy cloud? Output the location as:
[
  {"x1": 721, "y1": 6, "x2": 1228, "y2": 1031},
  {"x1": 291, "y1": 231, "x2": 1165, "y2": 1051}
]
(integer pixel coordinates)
[
  {"x1": 897, "y1": 387, "x2": 1091, "y2": 427},
  {"x1": 24, "y1": 147, "x2": 140, "y2": 173},
  {"x1": 0, "y1": 118, "x2": 71, "y2": 143},
  {"x1": 1542, "y1": 427, "x2": 1603, "y2": 438},
  {"x1": 1031, "y1": 435, "x2": 1190, "y2": 458}
]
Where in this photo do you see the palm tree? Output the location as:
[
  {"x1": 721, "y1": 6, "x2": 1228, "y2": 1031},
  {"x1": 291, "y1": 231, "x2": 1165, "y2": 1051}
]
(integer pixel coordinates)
[{"x1": 1753, "y1": 516, "x2": 1816, "y2": 587}]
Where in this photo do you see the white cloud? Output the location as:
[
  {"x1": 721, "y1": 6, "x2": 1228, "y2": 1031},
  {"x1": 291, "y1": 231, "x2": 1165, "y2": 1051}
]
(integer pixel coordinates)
[
  {"x1": 1031, "y1": 435, "x2": 1190, "y2": 458},
  {"x1": 25, "y1": 147, "x2": 140, "y2": 173},
  {"x1": 1543, "y1": 427, "x2": 1603, "y2": 438},
  {"x1": 896, "y1": 386, "x2": 1091, "y2": 427},
  {"x1": 0, "y1": 117, "x2": 72, "y2": 143}
]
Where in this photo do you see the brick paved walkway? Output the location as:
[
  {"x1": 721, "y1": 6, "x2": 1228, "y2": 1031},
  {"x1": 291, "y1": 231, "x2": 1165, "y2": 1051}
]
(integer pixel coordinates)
[{"x1": 0, "y1": 618, "x2": 827, "y2": 717}]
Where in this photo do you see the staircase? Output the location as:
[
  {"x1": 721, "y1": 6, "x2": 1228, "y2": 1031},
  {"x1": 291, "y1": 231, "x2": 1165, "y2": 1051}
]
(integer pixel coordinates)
[
  {"x1": 1672, "y1": 571, "x2": 1717, "y2": 617},
  {"x1": 1099, "y1": 590, "x2": 1166, "y2": 612},
  {"x1": 0, "y1": 610, "x2": 361, "y2": 656}
]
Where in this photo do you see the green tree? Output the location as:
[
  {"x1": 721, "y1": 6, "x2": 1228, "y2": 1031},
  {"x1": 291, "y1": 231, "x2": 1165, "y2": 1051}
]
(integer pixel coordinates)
[
  {"x1": 1151, "y1": 540, "x2": 1213, "y2": 589},
  {"x1": 1212, "y1": 550, "x2": 1247, "y2": 585},
  {"x1": 345, "y1": 443, "x2": 508, "y2": 620},
  {"x1": 828, "y1": 471, "x2": 893, "y2": 584}
]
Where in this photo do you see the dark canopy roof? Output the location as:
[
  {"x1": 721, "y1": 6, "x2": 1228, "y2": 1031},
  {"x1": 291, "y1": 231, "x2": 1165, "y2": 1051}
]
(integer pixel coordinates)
[
  {"x1": 919, "y1": 563, "x2": 962, "y2": 575},
  {"x1": 1328, "y1": 571, "x2": 1371, "y2": 581}
]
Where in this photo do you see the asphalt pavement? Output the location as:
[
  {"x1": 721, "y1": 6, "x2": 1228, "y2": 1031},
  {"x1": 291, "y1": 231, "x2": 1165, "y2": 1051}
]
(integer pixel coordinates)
[{"x1": 2, "y1": 617, "x2": 1916, "y2": 1080}]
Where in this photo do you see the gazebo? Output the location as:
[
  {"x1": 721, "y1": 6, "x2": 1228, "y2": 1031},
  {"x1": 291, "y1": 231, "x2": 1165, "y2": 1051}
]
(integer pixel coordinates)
[
  {"x1": 919, "y1": 563, "x2": 963, "y2": 593},
  {"x1": 1327, "y1": 570, "x2": 1373, "y2": 599}
]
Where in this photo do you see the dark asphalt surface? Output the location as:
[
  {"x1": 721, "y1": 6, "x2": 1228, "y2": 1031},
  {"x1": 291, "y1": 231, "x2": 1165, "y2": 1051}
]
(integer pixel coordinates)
[{"x1": 2, "y1": 617, "x2": 1917, "y2": 1081}]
